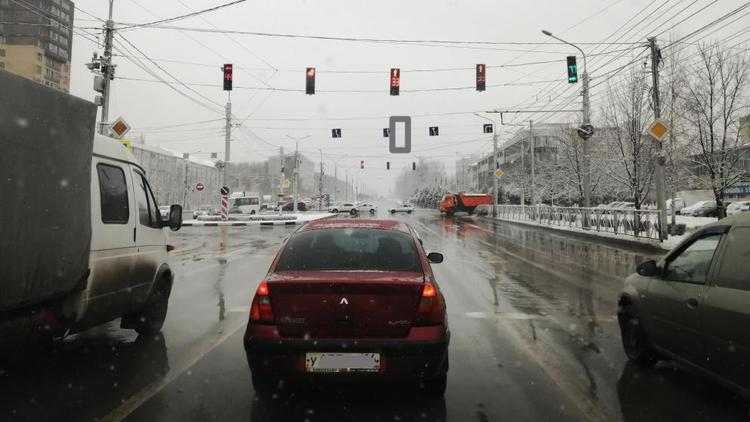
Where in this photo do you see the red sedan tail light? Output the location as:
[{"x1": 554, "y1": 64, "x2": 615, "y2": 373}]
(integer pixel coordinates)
[
  {"x1": 250, "y1": 281, "x2": 275, "y2": 323},
  {"x1": 414, "y1": 282, "x2": 444, "y2": 326}
]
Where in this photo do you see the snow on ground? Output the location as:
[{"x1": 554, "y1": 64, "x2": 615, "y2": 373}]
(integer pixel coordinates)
[
  {"x1": 183, "y1": 212, "x2": 335, "y2": 226},
  {"x1": 662, "y1": 215, "x2": 719, "y2": 249}
]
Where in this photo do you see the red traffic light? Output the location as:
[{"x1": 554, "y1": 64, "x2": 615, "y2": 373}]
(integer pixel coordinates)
[
  {"x1": 390, "y1": 68, "x2": 400, "y2": 96},
  {"x1": 476, "y1": 64, "x2": 485, "y2": 92},
  {"x1": 306, "y1": 67, "x2": 316, "y2": 95},
  {"x1": 360, "y1": 160, "x2": 365, "y2": 169},
  {"x1": 223, "y1": 64, "x2": 233, "y2": 91}
]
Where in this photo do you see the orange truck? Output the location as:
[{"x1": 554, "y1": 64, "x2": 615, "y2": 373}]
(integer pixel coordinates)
[{"x1": 440, "y1": 192, "x2": 493, "y2": 216}]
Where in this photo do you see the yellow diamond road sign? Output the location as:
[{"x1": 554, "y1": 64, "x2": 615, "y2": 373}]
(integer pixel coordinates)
[
  {"x1": 109, "y1": 117, "x2": 131, "y2": 139},
  {"x1": 494, "y1": 169, "x2": 504, "y2": 178},
  {"x1": 282, "y1": 179, "x2": 291, "y2": 189},
  {"x1": 647, "y1": 119, "x2": 669, "y2": 141}
]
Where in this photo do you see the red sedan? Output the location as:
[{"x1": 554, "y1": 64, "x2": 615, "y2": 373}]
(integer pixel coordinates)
[{"x1": 244, "y1": 219, "x2": 449, "y2": 396}]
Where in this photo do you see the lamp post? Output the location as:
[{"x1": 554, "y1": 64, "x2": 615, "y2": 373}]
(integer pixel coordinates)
[
  {"x1": 542, "y1": 29, "x2": 591, "y2": 208},
  {"x1": 474, "y1": 113, "x2": 499, "y2": 216}
]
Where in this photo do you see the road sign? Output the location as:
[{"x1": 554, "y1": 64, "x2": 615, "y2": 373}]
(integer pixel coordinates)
[
  {"x1": 483, "y1": 124, "x2": 493, "y2": 134},
  {"x1": 429, "y1": 126, "x2": 439, "y2": 136},
  {"x1": 282, "y1": 179, "x2": 291, "y2": 189},
  {"x1": 196, "y1": 182, "x2": 205, "y2": 192},
  {"x1": 110, "y1": 117, "x2": 130, "y2": 139},
  {"x1": 220, "y1": 185, "x2": 230, "y2": 196},
  {"x1": 494, "y1": 169, "x2": 504, "y2": 178},
  {"x1": 577, "y1": 124, "x2": 594, "y2": 140},
  {"x1": 389, "y1": 116, "x2": 411, "y2": 154},
  {"x1": 647, "y1": 119, "x2": 669, "y2": 141},
  {"x1": 332, "y1": 128, "x2": 342, "y2": 138},
  {"x1": 220, "y1": 195, "x2": 228, "y2": 221}
]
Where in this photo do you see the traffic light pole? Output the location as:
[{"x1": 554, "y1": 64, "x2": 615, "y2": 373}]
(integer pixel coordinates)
[
  {"x1": 649, "y1": 37, "x2": 668, "y2": 241},
  {"x1": 542, "y1": 30, "x2": 591, "y2": 208}
]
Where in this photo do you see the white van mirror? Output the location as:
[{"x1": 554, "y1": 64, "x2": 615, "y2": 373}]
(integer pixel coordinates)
[{"x1": 167, "y1": 205, "x2": 183, "y2": 231}]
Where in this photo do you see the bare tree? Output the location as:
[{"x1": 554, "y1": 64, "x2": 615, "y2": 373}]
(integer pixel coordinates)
[
  {"x1": 598, "y1": 66, "x2": 657, "y2": 209},
  {"x1": 683, "y1": 42, "x2": 749, "y2": 218}
]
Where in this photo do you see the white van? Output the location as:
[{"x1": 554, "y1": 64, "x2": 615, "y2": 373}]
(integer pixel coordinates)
[
  {"x1": 230, "y1": 192, "x2": 261, "y2": 214},
  {"x1": 62, "y1": 134, "x2": 183, "y2": 334}
]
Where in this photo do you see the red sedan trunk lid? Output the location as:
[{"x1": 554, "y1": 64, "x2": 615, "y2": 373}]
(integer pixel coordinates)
[{"x1": 266, "y1": 271, "x2": 425, "y2": 338}]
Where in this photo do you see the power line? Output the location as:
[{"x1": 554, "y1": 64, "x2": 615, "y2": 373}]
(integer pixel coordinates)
[{"x1": 118, "y1": 0, "x2": 246, "y2": 30}]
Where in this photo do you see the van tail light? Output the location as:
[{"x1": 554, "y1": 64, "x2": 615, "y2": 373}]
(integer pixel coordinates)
[
  {"x1": 414, "y1": 282, "x2": 444, "y2": 326},
  {"x1": 250, "y1": 281, "x2": 275, "y2": 323}
]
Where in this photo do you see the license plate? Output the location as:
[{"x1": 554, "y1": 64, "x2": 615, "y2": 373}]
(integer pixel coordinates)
[{"x1": 305, "y1": 352, "x2": 381, "y2": 373}]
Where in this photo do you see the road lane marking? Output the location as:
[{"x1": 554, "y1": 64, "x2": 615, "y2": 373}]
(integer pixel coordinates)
[{"x1": 98, "y1": 315, "x2": 247, "y2": 422}]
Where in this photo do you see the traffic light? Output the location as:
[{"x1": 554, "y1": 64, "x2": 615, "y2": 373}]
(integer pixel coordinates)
[
  {"x1": 386, "y1": 161, "x2": 390, "y2": 170},
  {"x1": 306, "y1": 67, "x2": 316, "y2": 95},
  {"x1": 390, "y1": 68, "x2": 400, "y2": 96},
  {"x1": 223, "y1": 64, "x2": 233, "y2": 91},
  {"x1": 360, "y1": 160, "x2": 364, "y2": 169},
  {"x1": 476, "y1": 64, "x2": 486, "y2": 91},
  {"x1": 412, "y1": 162, "x2": 416, "y2": 171},
  {"x1": 566, "y1": 56, "x2": 578, "y2": 83}
]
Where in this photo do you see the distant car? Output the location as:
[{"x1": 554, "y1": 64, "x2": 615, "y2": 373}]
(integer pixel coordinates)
[
  {"x1": 281, "y1": 202, "x2": 307, "y2": 212},
  {"x1": 358, "y1": 203, "x2": 378, "y2": 215},
  {"x1": 727, "y1": 201, "x2": 750, "y2": 216},
  {"x1": 682, "y1": 200, "x2": 718, "y2": 217},
  {"x1": 389, "y1": 203, "x2": 415, "y2": 214},
  {"x1": 618, "y1": 213, "x2": 750, "y2": 395},
  {"x1": 329, "y1": 202, "x2": 359, "y2": 215},
  {"x1": 193, "y1": 205, "x2": 218, "y2": 219},
  {"x1": 159, "y1": 206, "x2": 170, "y2": 220},
  {"x1": 666, "y1": 197, "x2": 686, "y2": 214},
  {"x1": 243, "y1": 219, "x2": 448, "y2": 396}
]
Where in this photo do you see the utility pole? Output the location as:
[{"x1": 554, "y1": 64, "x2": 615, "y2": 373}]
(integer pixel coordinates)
[
  {"x1": 530, "y1": 120, "x2": 535, "y2": 205},
  {"x1": 286, "y1": 135, "x2": 309, "y2": 213},
  {"x1": 334, "y1": 163, "x2": 338, "y2": 203},
  {"x1": 520, "y1": 133, "x2": 525, "y2": 206},
  {"x1": 223, "y1": 96, "x2": 231, "y2": 188},
  {"x1": 649, "y1": 37, "x2": 668, "y2": 240},
  {"x1": 474, "y1": 113, "x2": 499, "y2": 217},
  {"x1": 279, "y1": 147, "x2": 284, "y2": 215},
  {"x1": 88, "y1": 0, "x2": 116, "y2": 135},
  {"x1": 319, "y1": 149, "x2": 324, "y2": 211}
]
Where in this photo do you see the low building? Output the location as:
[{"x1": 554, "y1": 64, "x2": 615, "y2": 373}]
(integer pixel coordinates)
[{"x1": 130, "y1": 143, "x2": 222, "y2": 210}]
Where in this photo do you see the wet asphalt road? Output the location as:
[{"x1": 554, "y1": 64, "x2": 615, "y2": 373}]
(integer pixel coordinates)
[{"x1": 2, "y1": 208, "x2": 750, "y2": 421}]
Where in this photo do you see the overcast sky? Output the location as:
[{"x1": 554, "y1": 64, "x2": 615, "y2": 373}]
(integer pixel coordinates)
[{"x1": 68, "y1": 0, "x2": 749, "y2": 196}]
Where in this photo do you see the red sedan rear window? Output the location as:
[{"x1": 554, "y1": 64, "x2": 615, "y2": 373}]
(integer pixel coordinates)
[{"x1": 276, "y1": 229, "x2": 422, "y2": 272}]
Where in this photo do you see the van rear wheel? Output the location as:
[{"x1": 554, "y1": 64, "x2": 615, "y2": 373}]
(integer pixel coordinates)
[{"x1": 132, "y1": 281, "x2": 170, "y2": 335}]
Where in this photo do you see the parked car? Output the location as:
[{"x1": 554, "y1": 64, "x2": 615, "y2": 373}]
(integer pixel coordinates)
[
  {"x1": 244, "y1": 219, "x2": 448, "y2": 396},
  {"x1": 727, "y1": 200, "x2": 750, "y2": 216},
  {"x1": 328, "y1": 202, "x2": 359, "y2": 215},
  {"x1": 358, "y1": 203, "x2": 378, "y2": 215},
  {"x1": 281, "y1": 201, "x2": 307, "y2": 212},
  {"x1": 682, "y1": 200, "x2": 718, "y2": 217},
  {"x1": 193, "y1": 205, "x2": 218, "y2": 219},
  {"x1": 389, "y1": 203, "x2": 415, "y2": 214},
  {"x1": 666, "y1": 197, "x2": 686, "y2": 215},
  {"x1": 617, "y1": 213, "x2": 750, "y2": 394}
]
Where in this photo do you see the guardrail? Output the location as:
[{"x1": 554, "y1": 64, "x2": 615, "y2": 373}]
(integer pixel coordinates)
[{"x1": 475, "y1": 205, "x2": 663, "y2": 241}]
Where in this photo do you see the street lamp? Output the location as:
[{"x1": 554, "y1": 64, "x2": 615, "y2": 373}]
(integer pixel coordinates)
[{"x1": 542, "y1": 29, "x2": 592, "y2": 208}]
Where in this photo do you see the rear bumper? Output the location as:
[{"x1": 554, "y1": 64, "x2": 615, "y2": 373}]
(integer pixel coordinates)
[{"x1": 244, "y1": 323, "x2": 449, "y2": 380}]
